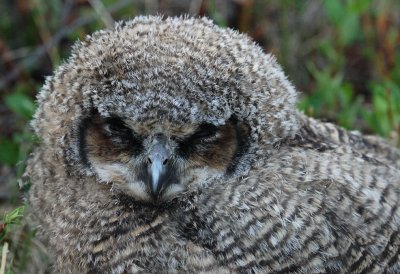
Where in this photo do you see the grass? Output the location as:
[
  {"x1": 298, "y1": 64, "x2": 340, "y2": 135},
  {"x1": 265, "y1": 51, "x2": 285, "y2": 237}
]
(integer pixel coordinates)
[{"x1": 0, "y1": 0, "x2": 399, "y2": 272}]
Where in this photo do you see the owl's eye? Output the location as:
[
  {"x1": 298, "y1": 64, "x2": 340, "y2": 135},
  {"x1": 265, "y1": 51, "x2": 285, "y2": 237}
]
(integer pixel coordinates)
[
  {"x1": 104, "y1": 118, "x2": 132, "y2": 136},
  {"x1": 191, "y1": 123, "x2": 218, "y2": 141},
  {"x1": 177, "y1": 123, "x2": 218, "y2": 158}
]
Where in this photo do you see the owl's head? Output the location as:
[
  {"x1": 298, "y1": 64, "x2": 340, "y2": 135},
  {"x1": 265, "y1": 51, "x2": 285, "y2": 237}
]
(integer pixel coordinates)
[{"x1": 33, "y1": 16, "x2": 300, "y2": 203}]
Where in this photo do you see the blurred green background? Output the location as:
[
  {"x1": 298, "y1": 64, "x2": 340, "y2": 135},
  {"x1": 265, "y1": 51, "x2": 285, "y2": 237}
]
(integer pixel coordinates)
[{"x1": 0, "y1": 0, "x2": 399, "y2": 272}]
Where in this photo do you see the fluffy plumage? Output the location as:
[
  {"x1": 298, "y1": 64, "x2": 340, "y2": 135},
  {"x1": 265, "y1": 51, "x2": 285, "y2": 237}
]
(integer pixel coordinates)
[{"x1": 26, "y1": 16, "x2": 400, "y2": 273}]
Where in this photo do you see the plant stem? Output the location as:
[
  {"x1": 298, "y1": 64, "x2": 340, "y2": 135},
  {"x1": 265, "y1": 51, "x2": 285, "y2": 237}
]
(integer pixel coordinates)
[{"x1": 0, "y1": 242, "x2": 9, "y2": 274}]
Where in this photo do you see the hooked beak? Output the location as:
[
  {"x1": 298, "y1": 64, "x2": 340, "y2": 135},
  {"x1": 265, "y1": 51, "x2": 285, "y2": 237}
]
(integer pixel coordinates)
[{"x1": 147, "y1": 135, "x2": 170, "y2": 198}]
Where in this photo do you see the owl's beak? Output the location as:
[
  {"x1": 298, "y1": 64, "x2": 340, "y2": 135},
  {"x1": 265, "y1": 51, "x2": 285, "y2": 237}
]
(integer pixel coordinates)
[{"x1": 147, "y1": 135, "x2": 171, "y2": 198}]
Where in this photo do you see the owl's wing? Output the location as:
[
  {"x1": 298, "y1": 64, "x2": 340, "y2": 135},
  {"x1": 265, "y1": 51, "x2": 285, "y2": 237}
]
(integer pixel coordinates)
[
  {"x1": 299, "y1": 114, "x2": 400, "y2": 168},
  {"x1": 179, "y1": 130, "x2": 400, "y2": 273}
]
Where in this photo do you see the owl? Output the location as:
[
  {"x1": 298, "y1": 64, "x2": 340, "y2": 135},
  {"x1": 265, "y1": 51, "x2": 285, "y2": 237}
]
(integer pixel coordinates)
[{"x1": 26, "y1": 16, "x2": 400, "y2": 273}]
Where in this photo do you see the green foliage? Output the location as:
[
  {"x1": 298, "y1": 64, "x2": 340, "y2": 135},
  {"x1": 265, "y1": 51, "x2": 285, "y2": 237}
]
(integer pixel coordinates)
[
  {"x1": 0, "y1": 138, "x2": 19, "y2": 167},
  {"x1": 324, "y1": 0, "x2": 367, "y2": 46},
  {"x1": 4, "y1": 86, "x2": 36, "y2": 120},
  {"x1": 363, "y1": 81, "x2": 400, "y2": 136},
  {"x1": 0, "y1": 206, "x2": 34, "y2": 274},
  {"x1": 0, "y1": 206, "x2": 25, "y2": 242},
  {"x1": 299, "y1": 0, "x2": 400, "y2": 143},
  {"x1": 0, "y1": 85, "x2": 36, "y2": 168}
]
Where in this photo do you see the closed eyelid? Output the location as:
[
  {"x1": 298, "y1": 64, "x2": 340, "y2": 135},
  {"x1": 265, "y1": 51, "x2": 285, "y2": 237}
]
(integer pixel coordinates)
[
  {"x1": 190, "y1": 123, "x2": 218, "y2": 139},
  {"x1": 104, "y1": 117, "x2": 129, "y2": 128}
]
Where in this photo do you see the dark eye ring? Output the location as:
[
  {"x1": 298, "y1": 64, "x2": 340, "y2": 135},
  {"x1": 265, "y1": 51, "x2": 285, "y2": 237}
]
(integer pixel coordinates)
[
  {"x1": 191, "y1": 123, "x2": 218, "y2": 141},
  {"x1": 104, "y1": 118, "x2": 131, "y2": 136}
]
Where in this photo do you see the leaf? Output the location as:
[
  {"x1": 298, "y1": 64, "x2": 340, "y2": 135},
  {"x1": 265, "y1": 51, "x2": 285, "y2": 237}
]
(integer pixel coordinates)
[
  {"x1": 3, "y1": 206, "x2": 25, "y2": 225},
  {"x1": 373, "y1": 88, "x2": 389, "y2": 113},
  {"x1": 369, "y1": 86, "x2": 391, "y2": 136},
  {"x1": 386, "y1": 81, "x2": 400, "y2": 129},
  {"x1": 349, "y1": 0, "x2": 372, "y2": 13},
  {"x1": 339, "y1": 12, "x2": 361, "y2": 45},
  {"x1": 1, "y1": 206, "x2": 25, "y2": 243},
  {"x1": 0, "y1": 137, "x2": 19, "y2": 166},
  {"x1": 4, "y1": 90, "x2": 36, "y2": 120},
  {"x1": 323, "y1": 0, "x2": 344, "y2": 26}
]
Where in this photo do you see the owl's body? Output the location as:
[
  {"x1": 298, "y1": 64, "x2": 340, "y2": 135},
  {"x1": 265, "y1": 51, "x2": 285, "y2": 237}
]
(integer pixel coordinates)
[{"x1": 27, "y1": 17, "x2": 400, "y2": 273}]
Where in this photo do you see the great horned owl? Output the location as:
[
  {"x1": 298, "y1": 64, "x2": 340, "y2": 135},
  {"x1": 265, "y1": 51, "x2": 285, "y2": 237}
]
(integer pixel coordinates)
[{"x1": 26, "y1": 16, "x2": 400, "y2": 273}]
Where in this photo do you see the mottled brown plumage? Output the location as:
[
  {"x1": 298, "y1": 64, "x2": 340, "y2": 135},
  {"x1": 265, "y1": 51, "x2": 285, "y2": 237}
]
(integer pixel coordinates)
[{"x1": 26, "y1": 16, "x2": 400, "y2": 273}]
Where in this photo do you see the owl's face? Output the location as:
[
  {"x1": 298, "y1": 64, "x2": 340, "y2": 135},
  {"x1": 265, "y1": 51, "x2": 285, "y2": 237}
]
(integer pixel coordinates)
[
  {"x1": 33, "y1": 17, "x2": 300, "y2": 205},
  {"x1": 81, "y1": 112, "x2": 250, "y2": 203}
]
